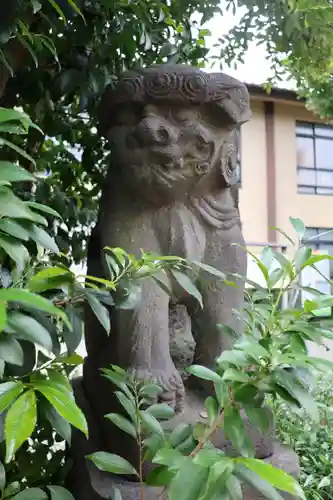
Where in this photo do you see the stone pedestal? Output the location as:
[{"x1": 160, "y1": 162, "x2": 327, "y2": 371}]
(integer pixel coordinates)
[{"x1": 66, "y1": 379, "x2": 300, "y2": 500}]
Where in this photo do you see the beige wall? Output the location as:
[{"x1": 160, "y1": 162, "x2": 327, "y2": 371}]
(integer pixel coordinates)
[
  {"x1": 241, "y1": 97, "x2": 333, "y2": 250},
  {"x1": 274, "y1": 103, "x2": 333, "y2": 243},
  {"x1": 239, "y1": 101, "x2": 268, "y2": 248}
]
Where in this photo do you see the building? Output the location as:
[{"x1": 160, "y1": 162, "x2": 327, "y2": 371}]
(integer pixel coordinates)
[
  {"x1": 240, "y1": 85, "x2": 333, "y2": 358},
  {"x1": 240, "y1": 84, "x2": 333, "y2": 256}
]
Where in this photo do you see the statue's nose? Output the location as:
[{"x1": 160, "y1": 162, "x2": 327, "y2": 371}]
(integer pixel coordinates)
[{"x1": 133, "y1": 116, "x2": 172, "y2": 147}]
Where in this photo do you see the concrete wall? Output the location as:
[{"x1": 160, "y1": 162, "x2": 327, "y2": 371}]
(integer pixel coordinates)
[
  {"x1": 274, "y1": 103, "x2": 333, "y2": 240},
  {"x1": 239, "y1": 101, "x2": 268, "y2": 246},
  {"x1": 239, "y1": 96, "x2": 333, "y2": 359}
]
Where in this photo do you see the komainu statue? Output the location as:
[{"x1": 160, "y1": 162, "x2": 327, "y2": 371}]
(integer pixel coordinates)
[{"x1": 67, "y1": 65, "x2": 299, "y2": 500}]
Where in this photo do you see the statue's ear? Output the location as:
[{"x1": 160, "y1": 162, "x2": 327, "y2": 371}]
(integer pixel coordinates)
[{"x1": 220, "y1": 129, "x2": 239, "y2": 187}]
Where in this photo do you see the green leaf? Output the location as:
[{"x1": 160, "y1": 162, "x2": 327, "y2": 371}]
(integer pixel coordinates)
[
  {"x1": 186, "y1": 365, "x2": 222, "y2": 383},
  {"x1": 146, "y1": 465, "x2": 175, "y2": 486},
  {"x1": 62, "y1": 306, "x2": 83, "y2": 355},
  {"x1": 67, "y1": 0, "x2": 85, "y2": 22},
  {"x1": 191, "y1": 261, "x2": 226, "y2": 280},
  {"x1": 10, "y1": 488, "x2": 47, "y2": 500},
  {"x1": 47, "y1": 0, "x2": 66, "y2": 22},
  {"x1": 146, "y1": 403, "x2": 175, "y2": 420},
  {"x1": 0, "y1": 289, "x2": 69, "y2": 326},
  {"x1": 87, "y1": 452, "x2": 138, "y2": 476},
  {"x1": 47, "y1": 486, "x2": 75, "y2": 500},
  {"x1": 0, "y1": 219, "x2": 30, "y2": 241},
  {"x1": 2, "y1": 481, "x2": 20, "y2": 498},
  {"x1": 169, "y1": 423, "x2": 193, "y2": 447},
  {"x1": 273, "y1": 369, "x2": 318, "y2": 421},
  {"x1": 204, "y1": 396, "x2": 219, "y2": 426},
  {"x1": 222, "y1": 368, "x2": 250, "y2": 383},
  {"x1": 223, "y1": 405, "x2": 246, "y2": 454},
  {"x1": 152, "y1": 448, "x2": 185, "y2": 469},
  {"x1": 26, "y1": 202, "x2": 62, "y2": 219},
  {"x1": 59, "y1": 353, "x2": 84, "y2": 365},
  {"x1": 0, "y1": 459, "x2": 5, "y2": 492},
  {"x1": 295, "y1": 246, "x2": 312, "y2": 271},
  {"x1": 0, "y1": 162, "x2": 35, "y2": 183},
  {"x1": 170, "y1": 269, "x2": 203, "y2": 307},
  {"x1": 0, "y1": 298, "x2": 7, "y2": 331},
  {"x1": 168, "y1": 459, "x2": 209, "y2": 500},
  {"x1": 139, "y1": 384, "x2": 162, "y2": 399},
  {"x1": 242, "y1": 247, "x2": 269, "y2": 284},
  {"x1": 243, "y1": 405, "x2": 271, "y2": 434},
  {"x1": 44, "y1": 401, "x2": 71, "y2": 444},
  {"x1": 28, "y1": 267, "x2": 73, "y2": 293},
  {"x1": 217, "y1": 350, "x2": 248, "y2": 367},
  {"x1": 105, "y1": 413, "x2": 137, "y2": 439},
  {"x1": 235, "y1": 458, "x2": 304, "y2": 498},
  {"x1": 0, "y1": 381, "x2": 25, "y2": 412},
  {"x1": 0, "y1": 107, "x2": 30, "y2": 124},
  {"x1": 140, "y1": 410, "x2": 165, "y2": 437},
  {"x1": 0, "y1": 336, "x2": 24, "y2": 366},
  {"x1": 115, "y1": 391, "x2": 136, "y2": 421},
  {"x1": 0, "y1": 139, "x2": 35, "y2": 166},
  {"x1": 5, "y1": 390, "x2": 37, "y2": 462},
  {"x1": 234, "y1": 464, "x2": 284, "y2": 500},
  {"x1": 8, "y1": 312, "x2": 53, "y2": 351},
  {"x1": 84, "y1": 290, "x2": 110, "y2": 333},
  {"x1": 226, "y1": 474, "x2": 243, "y2": 500},
  {"x1": 33, "y1": 380, "x2": 87, "y2": 436},
  {"x1": 289, "y1": 217, "x2": 306, "y2": 238},
  {"x1": 0, "y1": 235, "x2": 29, "y2": 269},
  {"x1": 102, "y1": 368, "x2": 130, "y2": 392},
  {"x1": 234, "y1": 337, "x2": 270, "y2": 363},
  {"x1": 268, "y1": 227, "x2": 294, "y2": 246},
  {"x1": 28, "y1": 225, "x2": 59, "y2": 253}
]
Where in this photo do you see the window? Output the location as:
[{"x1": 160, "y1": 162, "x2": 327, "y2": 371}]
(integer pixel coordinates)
[
  {"x1": 303, "y1": 227, "x2": 333, "y2": 317},
  {"x1": 296, "y1": 122, "x2": 333, "y2": 194}
]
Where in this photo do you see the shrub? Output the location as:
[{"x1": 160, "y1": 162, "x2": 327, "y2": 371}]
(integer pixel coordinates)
[{"x1": 274, "y1": 374, "x2": 333, "y2": 500}]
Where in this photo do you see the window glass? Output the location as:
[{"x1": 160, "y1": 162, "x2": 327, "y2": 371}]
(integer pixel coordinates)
[
  {"x1": 317, "y1": 229, "x2": 333, "y2": 242},
  {"x1": 297, "y1": 136, "x2": 314, "y2": 168},
  {"x1": 315, "y1": 138, "x2": 333, "y2": 170},
  {"x1": 296, "y1": 123, "x2": 314, "y2": 136},
  {"x1": 314, "y1": 125, "x2": 333, "y2": 138},
  {"x1": 297, "y1": 168, "x2": 315, "y2": 186},
  {"x1": 316, "y1": 170, "x2": 333, "y2": 187},
  {"x1": 298, "y1": 186, "x2": 315, "y2": 194},
  {"x1": 317, "y1": 187, "x2": 333, "y2": 195}
]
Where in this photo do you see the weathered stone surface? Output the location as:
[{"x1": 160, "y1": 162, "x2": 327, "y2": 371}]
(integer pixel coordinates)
[
  {"x1": 68, "y1": 443, "x2": 300, "y2": 500},
  {"x1": 67, "y1": 64, "x2": 299, "y2": 499},
  {"x1": 67, "y1": 380, "x2": 298, "y2": 500}
]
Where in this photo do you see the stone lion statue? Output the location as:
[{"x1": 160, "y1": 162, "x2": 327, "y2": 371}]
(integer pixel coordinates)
[{"x1": 81, "y1": 63, "x2": 251, "y2": 465}]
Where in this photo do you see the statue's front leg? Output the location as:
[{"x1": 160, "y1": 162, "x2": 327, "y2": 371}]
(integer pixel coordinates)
[{"x1": 114, "y1": 278, "x2": 185, "y2": 413}]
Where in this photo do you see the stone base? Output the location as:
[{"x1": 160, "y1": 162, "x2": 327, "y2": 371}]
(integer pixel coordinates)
[
  {"x1": 66, "y1": 378, "x2": 299, "y2": 499},
  {"x1": 166, "y1": 386, "x2": 275, "y2": 458},
  {"x1": 66, "y1": 443, "x2": 299, "y2": 500}
]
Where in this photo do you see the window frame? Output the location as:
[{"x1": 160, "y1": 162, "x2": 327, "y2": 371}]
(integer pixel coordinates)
[
  {"x1": 303, "y1": 227, "x2": 333, "y2": 317},
  {"x1": 296, "y1": 121, "x2": 333, "y2": 195}
]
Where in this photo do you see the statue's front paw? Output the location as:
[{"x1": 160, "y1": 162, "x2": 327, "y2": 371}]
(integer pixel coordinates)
[{"x1": 129, "y1": 366, "x2": 185, "y2": 414}]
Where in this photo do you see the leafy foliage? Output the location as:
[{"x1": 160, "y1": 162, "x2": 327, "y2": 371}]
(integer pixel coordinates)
[
  {"x1": 0, "y1": 105, "x2": 205, "y2": 497},
  {"x1": 1, "y1": 0, "x2": 333, "y2": 268},
  {"x1": 1, "y1": 1, "x2": 333, "y2": 499},
  {"x1": 86, "y1": 219, "x2": 333, "y2": 500},
  {"x1": 274, "y1": 374, "x2": 333, "y2": 500}
]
